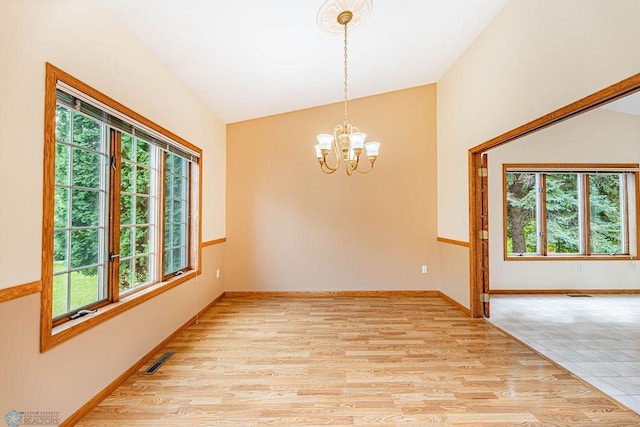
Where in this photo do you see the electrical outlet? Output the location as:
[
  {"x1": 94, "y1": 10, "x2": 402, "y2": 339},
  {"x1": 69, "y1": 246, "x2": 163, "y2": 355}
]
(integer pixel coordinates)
[
  {"x1": 421, "y1": 265, "x2": 428, "y2": 274},
  {"x1": 216, "y1": 269, "x2": 220, "y2": 279},
  {"x1": 576, "y1": 264, "x2": 583, "y2": 272}
]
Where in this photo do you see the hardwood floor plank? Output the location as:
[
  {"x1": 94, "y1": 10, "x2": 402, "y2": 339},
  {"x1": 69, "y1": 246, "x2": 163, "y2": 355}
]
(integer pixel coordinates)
[{"x1": 76, "y1": 294, "x2": 640, "y2": 426}]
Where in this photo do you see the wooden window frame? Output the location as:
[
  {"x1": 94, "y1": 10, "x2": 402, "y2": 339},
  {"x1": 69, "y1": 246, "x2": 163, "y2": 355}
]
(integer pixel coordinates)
[
  {"x1": 503, "y1": 163, "x2": 640, "y2": 261},
  {"x1": 41, "y1": 63, "x2": 202, "y2": 352}
]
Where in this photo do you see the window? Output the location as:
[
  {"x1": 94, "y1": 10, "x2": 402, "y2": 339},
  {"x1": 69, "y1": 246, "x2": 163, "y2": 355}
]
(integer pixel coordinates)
[
  {"x1": 164, "y1": 153, "x2": 190, "y2": 277},
  {"x1": 42, "y1": 64, "x2": 201, "y2": 350},
  {"x1": 53, "y1": 108, "x2": 109, "y2": 318},
  {"x1": 504, "y1": 164, "x2": 639, "y2": 259},
  {"x1": 119, "y1": 133, "x2": 158, "y2": 294}
]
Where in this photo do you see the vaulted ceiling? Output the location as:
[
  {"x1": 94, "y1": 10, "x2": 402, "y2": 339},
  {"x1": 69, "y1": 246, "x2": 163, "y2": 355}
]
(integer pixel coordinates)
[{"x1": 101, "y1": 0, "x2": 508, "y2": 123}]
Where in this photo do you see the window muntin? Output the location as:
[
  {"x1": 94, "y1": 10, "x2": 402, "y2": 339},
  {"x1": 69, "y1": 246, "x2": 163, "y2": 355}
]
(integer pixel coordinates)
[
  {"x1": 504, "y1": 166, "x2": 638, "y2": 259},
  {"x1": 53, "y1": 106, "x2": 109, "y2": 319},
  {"x1": 164, "y1": 153, "x2": 189, "y2": 277}
]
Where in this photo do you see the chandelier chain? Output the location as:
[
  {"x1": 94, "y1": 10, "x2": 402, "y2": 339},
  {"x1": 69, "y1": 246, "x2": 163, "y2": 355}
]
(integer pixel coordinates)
[{"x1": 343, "y1": 21, "x2": 348, "y2": 124}]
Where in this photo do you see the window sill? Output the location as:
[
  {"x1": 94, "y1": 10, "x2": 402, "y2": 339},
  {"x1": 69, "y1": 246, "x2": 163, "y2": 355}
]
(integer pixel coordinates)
[{"x1": 41, "y1": 270, "x2": 197, "y2": 352}]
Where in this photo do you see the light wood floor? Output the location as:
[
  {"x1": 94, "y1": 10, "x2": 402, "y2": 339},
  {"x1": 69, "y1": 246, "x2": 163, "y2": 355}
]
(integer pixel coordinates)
[{"x1": 77, "y1": 294, "x2": 640, "y2": 426}]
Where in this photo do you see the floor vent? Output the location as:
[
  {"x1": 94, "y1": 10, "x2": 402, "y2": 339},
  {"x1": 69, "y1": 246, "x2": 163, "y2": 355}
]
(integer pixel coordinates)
[
  {"x1": 567, "y1": 294, "x2": 592, "y2": 298},
  {"x1": 142, "y1": 351, "x2": 175, "y2": 375}
]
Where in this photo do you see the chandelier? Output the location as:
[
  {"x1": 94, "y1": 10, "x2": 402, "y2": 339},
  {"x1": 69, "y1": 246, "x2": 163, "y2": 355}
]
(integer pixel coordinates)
[{"x1": 314, "y1": 0, "x2": 380, "y2": 175}]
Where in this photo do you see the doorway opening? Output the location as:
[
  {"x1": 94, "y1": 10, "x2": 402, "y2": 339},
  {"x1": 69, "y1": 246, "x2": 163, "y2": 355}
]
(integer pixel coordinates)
[{"x1": 468, "y1": 73, "x2": 640, "y2": 318}]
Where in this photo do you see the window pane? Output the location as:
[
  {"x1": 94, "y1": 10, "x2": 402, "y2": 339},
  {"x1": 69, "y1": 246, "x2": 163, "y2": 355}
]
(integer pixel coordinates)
[
  {"x1": 165, "y1": 195, "x2": 172, "y2": 220},
  {"x1": 56, "y1": 106, "x2": 71, "y2": 144},
  {"x1": 136, "y1": 166, "x2": 150, "y2": 195},
  {"x1": 70, "y1": 229, "x2": 99, "y2": 268},
  {"x1": 120, "y1": 227, "x2": 133, "y2": 258},
  {"x1": 172, "y1": 248, "x2": 182, "y2": 272},
  {"x1": 55, "y1": 143, "x2": 70, "y2": 185},
  {"x1": 120, "y1": 194, "x2": 133, "y2": 225},
  {"x1": 121, "y1": 161, "x2": 133, "y2": 193},
  {"x1": 136, "y1": 139, "x2": 151, "y2": 166},
  {"x1": 136, "y1": 196, "x2": 150, "y2": 224},
  {"x1": 546, "y1": 174, "x2": 580, "y2": 253},
  {"x1": 164, "y1": 250, "x2": 171, "y2": 274},
  {"x1": 119, "y1": 258, "x2": 133, "y2": 292},
  {"x1": 590, "y1": 174, "x2": 623, "y2": 254},
  {"x1": 72, "y1": 113, "x2": 101, "y2": 150},
  {"x1": 52, "y1": 273, "x2": 69, "y2": 318},
  {"x1": 69, "y1": 268, "x2": 101, "y2": 310},
  {"x1": 121, "y1": 133, "x2": 133, "y2": 161},
  {"x1": 165, "y1": 175, "x2": 173, "y2": 199},
  {"x1": 172, "y1": 154, "x2": 183, "y2": 174},
  {"x1": 71, "y1": 189, "x2": 100, "y2": 227},
  {"x1": 54, "y1": 187, "x2": 68, "y2": 228},
  {"x1": 172, "y1": 224, "x2": 183, "y2": 246},
  {"x1": 164, "y1": 225, "x2": 171, "y2": 249},
  {"x1": 173, "y1": 176, "x2": 184, "y2": 197},
  {"x1": 54, "y1": 231, "x2": 68, "y2": 270},
  {"x1": 173, "y1": 200, "x2": 183, "y2": 222},
  {"x1": 135, "y1": 226, "x2": 150, "y2": 254},
  {"x1": 135, "y1": 256, "x2": 151, "y2": 286},
  {"x1": 506, "y1": 172, "x2": 538, "y2": 254},
  {"x1": 72, "y1": 148, "x2": 102, "y2": 188},
  {"x1": 180, "y1": 247, "x2": 187, "y2": 269}
]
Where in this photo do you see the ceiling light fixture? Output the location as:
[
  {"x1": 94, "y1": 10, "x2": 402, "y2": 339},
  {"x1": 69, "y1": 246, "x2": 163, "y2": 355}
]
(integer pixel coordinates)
[{"x1": 315, "y1": 0, "x2": 380, "y2": 175}]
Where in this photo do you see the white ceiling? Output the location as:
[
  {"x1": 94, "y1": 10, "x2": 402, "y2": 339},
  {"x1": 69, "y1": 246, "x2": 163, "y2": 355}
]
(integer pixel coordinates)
[
  {"x1": 101, "y1": 0, "x2": 508, "y2": 123},
  {"x1": 603, "y1": 92, "x2": 640, "y2": 117}
]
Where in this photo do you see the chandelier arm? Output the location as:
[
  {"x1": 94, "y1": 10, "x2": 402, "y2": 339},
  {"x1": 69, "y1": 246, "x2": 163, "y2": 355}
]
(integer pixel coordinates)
[
  {"x1": 351, "y1": 154, "x2": 361, "y2": 171},
  {"x1": 320, "y1": 163, "x2": 338, "y2": 174},
  {"x1": 345, "y1": 161, "x2": 354, "y2": 176},
  {"x1": 321, "y1": 151, "x2": 340, "y2": 172},
  {"x1": 354, "y1": 161, "x2": 375, "y2": 174}
]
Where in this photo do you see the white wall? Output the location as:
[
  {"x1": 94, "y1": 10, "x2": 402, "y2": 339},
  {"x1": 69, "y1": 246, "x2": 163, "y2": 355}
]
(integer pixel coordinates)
[
  {"x1": 437, "y1": 0, "x2": 640, "y2": 306},
  {"x1": 0, "y1": 0, "x2": 225, "y2": 421},
  {"x1": 489, "y1": 108, "x2": 640, "y2": 289}
]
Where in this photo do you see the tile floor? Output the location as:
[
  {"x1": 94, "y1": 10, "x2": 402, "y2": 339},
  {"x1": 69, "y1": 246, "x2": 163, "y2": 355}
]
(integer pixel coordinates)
[{"x1": 488, "y1": 294, "x2": 640, "y2": 414}]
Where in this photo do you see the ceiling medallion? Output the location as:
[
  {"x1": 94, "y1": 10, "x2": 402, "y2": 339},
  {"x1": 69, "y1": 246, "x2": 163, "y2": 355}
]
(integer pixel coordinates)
[{"x1": 317, "y1": 0, "x2": 373, "y2": 34}]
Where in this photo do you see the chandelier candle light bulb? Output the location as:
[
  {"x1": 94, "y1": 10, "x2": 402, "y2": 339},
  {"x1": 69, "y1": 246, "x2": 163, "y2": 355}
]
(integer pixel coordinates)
[{"x1": 314, "y1": 0, "x2": 380, "y2": 176}]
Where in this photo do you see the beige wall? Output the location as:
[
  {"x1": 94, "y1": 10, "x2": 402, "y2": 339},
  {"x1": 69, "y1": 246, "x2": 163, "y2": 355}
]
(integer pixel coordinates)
[
  {"x1": 226, "y1": 86, "x2": 438, "y2": 292},
  {"x1": 489, "y1": 108, "x2": 640, "y2": 290},
  {"x1": 437, "y1": 0, "x2": 640, "y2": 307},
  {"x1": 0, "y1": 0, "x2": 225, "y2": 421},
  {"x1": 437, "y1": 242, "x2": 470, "y2": 306}
]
